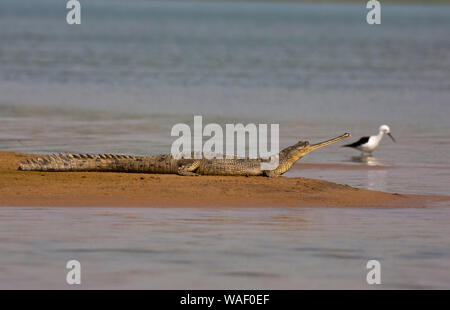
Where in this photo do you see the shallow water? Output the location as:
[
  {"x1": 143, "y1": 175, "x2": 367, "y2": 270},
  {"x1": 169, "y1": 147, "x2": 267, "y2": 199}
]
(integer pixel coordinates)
[
  {"x1": 0, "y1": 207, "x2": 449, "y2": 289},
  {"x1": 0, "y1": 0, "x2": 449, "y2": 195}
]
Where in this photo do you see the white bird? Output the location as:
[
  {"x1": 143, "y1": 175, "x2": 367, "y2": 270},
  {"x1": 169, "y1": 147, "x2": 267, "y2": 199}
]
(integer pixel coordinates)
[{"x1": 343, "y1": 125, "x2": 396, "y2": 154}]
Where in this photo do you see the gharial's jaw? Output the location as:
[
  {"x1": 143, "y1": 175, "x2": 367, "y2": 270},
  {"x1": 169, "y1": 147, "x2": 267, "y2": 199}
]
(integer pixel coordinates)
[
  {"x1": 296, "y1": 133, "x2": 351, "y2": 157},
  {"x1": 264, "y1": 133, "x2": 350, "y2": 177}
]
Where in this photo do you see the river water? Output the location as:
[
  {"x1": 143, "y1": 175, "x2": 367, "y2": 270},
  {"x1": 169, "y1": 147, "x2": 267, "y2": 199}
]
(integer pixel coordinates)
[{"x1": 1, "y1": 206, "x2": 449, "y2": 289}]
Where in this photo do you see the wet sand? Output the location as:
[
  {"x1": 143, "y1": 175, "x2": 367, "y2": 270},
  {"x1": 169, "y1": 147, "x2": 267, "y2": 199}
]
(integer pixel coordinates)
[{"x1": 0, "y1": 152, "x2": 447, "y2": 208}]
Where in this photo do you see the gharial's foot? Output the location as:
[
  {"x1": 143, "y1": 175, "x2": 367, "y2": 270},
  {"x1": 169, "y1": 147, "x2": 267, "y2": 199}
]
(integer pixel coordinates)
[
  {"x1": 178, "y1": 170, "x2": 199, "y2": 176},
  {"x1": 263, "y1": 170, "x2": 280, "y2": 178},
  {"x1": 177, "y1": 161, "x2": 201, "y2": 176}
]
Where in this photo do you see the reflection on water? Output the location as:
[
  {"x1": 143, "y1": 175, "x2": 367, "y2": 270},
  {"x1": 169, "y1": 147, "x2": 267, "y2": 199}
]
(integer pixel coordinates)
[
  {"x1": 348, "y1": 155, "x2": 388, "y2": 191},
  {"x1": 286, "y1": 163, "x2": 450, "y2": 196},
  {"x1": 367, "y1": 170, "x2": 388, "y2": 192},
  {"x1": 0, "y1": 207, "x2": 449, "y2": 289},
  {"x1": 351, "y1": 155, "x2": 384, "y2": 167}
]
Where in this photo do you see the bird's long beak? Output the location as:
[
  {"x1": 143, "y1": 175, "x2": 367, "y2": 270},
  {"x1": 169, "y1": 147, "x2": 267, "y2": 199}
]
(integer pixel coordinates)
[{"x1": 387, "y1": 133, "x2": 396, "y2": 143}]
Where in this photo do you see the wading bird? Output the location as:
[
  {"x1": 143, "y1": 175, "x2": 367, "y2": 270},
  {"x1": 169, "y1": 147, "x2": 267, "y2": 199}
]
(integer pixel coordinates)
[{"x1": 343, "y1": 125, "x2": 395, "y2": 155}]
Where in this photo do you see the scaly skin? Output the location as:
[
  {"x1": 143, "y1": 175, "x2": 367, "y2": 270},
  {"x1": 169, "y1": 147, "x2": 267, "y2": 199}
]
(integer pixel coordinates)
[{"x1": 18, "y1": 133, "x2": 350, "y2": 177}]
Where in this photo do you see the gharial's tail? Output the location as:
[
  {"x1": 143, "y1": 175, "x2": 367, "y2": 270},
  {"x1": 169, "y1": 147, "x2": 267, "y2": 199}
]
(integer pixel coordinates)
[{"x1": 18, "y1": 153, "x2": 141, "y2": 172}]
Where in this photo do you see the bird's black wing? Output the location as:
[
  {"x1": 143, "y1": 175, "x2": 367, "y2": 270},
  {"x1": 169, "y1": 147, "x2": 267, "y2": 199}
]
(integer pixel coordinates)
[{"x1": 342, "y1": 136, "x2": 370, "y2": 148}]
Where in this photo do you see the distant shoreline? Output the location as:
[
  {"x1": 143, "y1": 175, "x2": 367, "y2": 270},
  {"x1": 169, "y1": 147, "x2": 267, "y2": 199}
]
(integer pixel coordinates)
[{"x1": 1, "y1": 151, "x2": 447, "y2": 208}]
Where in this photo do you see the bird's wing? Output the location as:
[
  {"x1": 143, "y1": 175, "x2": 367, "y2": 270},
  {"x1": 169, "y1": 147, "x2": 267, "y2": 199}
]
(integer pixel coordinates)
[{"x1": 342, "y1": 136, "x2": 370, "y2": 148}]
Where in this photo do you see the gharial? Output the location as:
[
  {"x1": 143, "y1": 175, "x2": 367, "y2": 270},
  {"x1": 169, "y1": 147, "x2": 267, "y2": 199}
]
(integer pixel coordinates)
[{"x1": 18, "y1": 133, "x2": 350, "y2": 177}]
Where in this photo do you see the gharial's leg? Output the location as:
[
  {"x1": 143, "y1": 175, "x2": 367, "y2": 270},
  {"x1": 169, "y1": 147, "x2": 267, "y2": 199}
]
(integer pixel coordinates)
[
  {"x1": 263, "y1": 170, "x2": 280, "y2": 178},
  {"x1": 177, "y1": 160, "x2": 201, "y2": 176}
]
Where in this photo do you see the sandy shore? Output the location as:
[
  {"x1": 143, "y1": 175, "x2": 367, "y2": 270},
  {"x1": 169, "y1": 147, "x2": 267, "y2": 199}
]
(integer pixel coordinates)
[{"x1": 0, "y1": 151, "x2": 447, "y2": 208}]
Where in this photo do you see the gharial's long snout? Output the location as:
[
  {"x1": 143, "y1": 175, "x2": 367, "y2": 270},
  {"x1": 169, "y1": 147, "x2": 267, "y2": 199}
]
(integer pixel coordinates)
[{"x1": 305, "y1": 133, "x2": 351, "y2": 153}]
